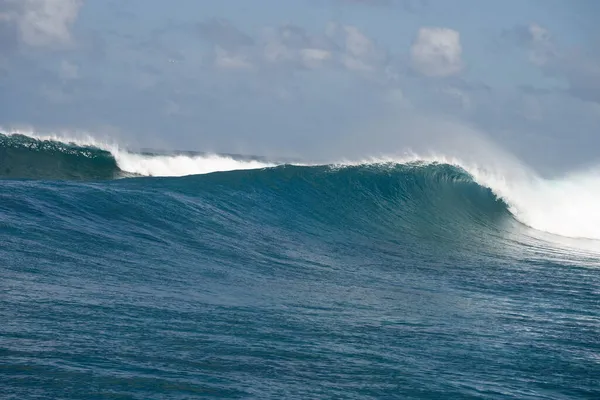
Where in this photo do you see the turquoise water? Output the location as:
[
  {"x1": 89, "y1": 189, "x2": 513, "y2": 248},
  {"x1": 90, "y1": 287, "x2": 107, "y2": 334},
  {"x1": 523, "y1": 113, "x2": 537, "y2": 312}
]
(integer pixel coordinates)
[{"x1": 1, "y1": 135, "x2": 599, "y2": 399}]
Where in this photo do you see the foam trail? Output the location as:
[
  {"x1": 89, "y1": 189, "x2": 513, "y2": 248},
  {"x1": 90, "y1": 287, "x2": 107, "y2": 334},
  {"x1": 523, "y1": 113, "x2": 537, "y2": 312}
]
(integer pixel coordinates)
[{"x1": 112, "y1": 151, "x2": 274, "y2": 177}]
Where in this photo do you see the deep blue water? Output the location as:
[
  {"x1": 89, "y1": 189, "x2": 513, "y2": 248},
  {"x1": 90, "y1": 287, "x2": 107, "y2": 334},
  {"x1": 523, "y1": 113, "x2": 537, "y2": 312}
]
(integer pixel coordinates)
[{"x1": 1, "y1": 135, "x2": 599, "y2": 399}]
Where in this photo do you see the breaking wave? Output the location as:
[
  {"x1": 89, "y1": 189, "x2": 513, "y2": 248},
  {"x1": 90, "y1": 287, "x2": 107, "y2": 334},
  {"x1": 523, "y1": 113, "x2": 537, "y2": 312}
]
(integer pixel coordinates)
[{"x1": 1, "y1": 131, "x2": 600, "y2": 242}]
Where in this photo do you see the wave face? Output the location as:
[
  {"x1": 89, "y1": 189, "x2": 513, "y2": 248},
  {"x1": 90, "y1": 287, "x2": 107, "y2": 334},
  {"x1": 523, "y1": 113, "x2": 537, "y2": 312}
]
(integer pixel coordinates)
[{"x1": 2, "y1": 133, "x2": 600, "y2": 398}]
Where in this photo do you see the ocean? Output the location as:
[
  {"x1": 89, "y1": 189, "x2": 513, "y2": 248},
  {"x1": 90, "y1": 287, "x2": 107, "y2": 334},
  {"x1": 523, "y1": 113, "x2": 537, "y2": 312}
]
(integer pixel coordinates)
[{"x1": 1, "y1": 132, "x2": 599, "y2": 399}]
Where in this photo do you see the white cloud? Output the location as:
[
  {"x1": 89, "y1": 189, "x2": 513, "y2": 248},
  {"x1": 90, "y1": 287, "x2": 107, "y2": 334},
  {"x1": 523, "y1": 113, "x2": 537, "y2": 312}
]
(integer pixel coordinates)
[
  {"x1": 299, "y1": 48, "x2": 331, "y2": 68},
  {"x1": 262, "y1": 24, "x2": 333, "y2": 69},
  {"x1": 327, "y1": 22, "x2": 386, "y2": 72},
  {"x1": 261, "y1": 22, "x2": 386, "y2": 73},
  {"x1": 196, "y1": 19, "x2": 390, "y2": 76},
  {"x1": 341, "y1": 26, "x2": 378, "y2": 71},
  {"x1": 0, "y1": 0, "x2": 83, "y2": 48},
  {"x1": 263, "y1": 37, "x2": 294, "y2": 64},
  {"x1": 410, "y1": 27, "x2": 464, "y2": 77},
  {"x1": 343, "y1": 25, "x2": 373, "y2": 58},
  {"x1": 214, "y1": 46, "x2": 253, "y2": 70},
  {"x1": 512, "y1": 23, "x2": 600, "y2": 104}
]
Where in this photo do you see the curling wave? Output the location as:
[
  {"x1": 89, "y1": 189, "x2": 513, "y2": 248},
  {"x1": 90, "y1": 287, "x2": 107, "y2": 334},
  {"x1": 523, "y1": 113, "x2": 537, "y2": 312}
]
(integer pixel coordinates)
[{"x1": 1, "y1": 131, "x2": 600, "y2": 242}]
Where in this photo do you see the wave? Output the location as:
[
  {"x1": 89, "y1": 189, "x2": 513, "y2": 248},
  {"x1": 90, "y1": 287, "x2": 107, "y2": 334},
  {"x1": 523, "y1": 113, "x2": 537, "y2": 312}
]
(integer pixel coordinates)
[
  {"x1": 1, "y1": 131, "x2": 600, "y2": 243},
  {"x1": 0, "y1": 132, "x2": 274, "y2": 180}
]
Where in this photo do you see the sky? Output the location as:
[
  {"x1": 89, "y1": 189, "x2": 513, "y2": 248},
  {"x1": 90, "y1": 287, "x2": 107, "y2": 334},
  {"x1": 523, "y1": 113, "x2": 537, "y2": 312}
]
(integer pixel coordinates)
[{"x1": 0, "y1": 0, "x2": 599, "y2": 172}]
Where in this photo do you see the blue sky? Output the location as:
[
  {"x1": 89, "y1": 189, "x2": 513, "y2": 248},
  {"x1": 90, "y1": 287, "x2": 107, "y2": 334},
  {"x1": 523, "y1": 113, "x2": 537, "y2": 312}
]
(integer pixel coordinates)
[{"x1": 1, "y1": 0, "x2": 599, "y2": 171}]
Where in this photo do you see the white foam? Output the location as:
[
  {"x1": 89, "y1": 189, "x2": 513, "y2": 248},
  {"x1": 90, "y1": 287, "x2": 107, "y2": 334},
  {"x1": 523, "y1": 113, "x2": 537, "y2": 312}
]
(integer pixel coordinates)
[
  {"x1": 112, "y1": 150, "x2": 274, "y2": 177},
  {"x1": 433, "y1": 157, "x2": 600, "y2": 241},
  {"x1": 483, "y1": 168, "x2": 600, "y2": 241}
]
